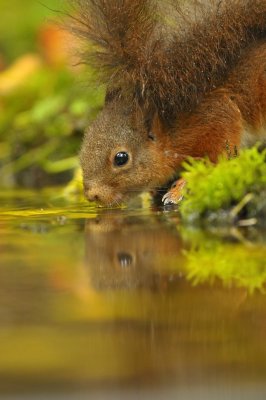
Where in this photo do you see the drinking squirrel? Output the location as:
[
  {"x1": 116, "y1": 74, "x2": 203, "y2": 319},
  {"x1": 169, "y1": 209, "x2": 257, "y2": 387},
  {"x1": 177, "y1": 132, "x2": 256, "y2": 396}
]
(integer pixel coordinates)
[{"x1": 68, "y1": 0, "x2": 266, "y2": 206}]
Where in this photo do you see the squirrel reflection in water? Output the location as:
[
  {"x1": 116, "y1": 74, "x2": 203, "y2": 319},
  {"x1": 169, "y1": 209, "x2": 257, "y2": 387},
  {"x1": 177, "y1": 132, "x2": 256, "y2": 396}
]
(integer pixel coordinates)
[
  {"x1": 83, "y1": 212, "x2": 254, "y2": 323},
  {"x1": 84, "y1": 212, "x2": 184, "y2": 290}
]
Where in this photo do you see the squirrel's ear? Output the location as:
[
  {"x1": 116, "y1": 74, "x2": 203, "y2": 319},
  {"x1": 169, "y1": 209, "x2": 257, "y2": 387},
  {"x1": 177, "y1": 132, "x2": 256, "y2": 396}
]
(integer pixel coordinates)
[
  {"x1": 148, "y1": 112, "x2": 166, "y2": 141},
  {"x1": 148, "y1": 131, "x2": 156, "y2": 141},
  {"x1": 131, "y1": 102, "x2": 165, "y2": 140}
]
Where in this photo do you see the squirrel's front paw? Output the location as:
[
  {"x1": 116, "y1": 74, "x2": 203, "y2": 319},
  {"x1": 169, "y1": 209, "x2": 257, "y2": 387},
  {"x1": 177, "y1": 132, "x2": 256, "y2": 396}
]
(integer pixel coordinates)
[{"x1": 162, "y1": 178, "x2": 186, "y2": 205}]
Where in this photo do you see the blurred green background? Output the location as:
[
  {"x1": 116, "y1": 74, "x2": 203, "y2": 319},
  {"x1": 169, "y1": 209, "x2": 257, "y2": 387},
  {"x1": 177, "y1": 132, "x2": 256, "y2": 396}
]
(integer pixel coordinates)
[
  {"x1": 0, "y1": 0, "x2": 60, "y2": 62},
  {"x1": 0, "y1": 0, "x2": 104, "y2": 189}
]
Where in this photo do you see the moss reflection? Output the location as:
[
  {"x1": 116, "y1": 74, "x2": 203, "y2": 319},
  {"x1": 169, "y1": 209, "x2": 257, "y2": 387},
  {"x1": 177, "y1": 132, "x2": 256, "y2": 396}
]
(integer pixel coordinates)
[{"x1": 84, "y1": 210, "x2": 266, "y2": 293}]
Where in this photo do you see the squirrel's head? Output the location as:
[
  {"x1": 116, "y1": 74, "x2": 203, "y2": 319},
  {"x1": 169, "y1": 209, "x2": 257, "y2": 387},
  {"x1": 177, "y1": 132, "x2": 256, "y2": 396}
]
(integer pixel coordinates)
[{"x1": 80, "y1": 99, "x2": 178, "y2": 206}]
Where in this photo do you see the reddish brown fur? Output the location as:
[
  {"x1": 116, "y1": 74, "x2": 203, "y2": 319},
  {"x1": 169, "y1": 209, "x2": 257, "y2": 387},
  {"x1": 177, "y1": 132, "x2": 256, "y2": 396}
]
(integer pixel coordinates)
[
  {"x1": 169, "y1": 43, "x2": 266, "y2": 161},
  {"x1": 68, "y1": 0, "x2": 266, "y2": 118},
  {"x1": 73, "y1": 1, "x2": 266, "y2": 205}
]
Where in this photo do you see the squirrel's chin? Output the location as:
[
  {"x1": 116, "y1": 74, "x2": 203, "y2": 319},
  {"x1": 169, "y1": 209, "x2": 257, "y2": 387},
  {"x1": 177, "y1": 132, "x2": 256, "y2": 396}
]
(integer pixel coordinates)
[{"x1": 95, "y1": 192, "x2": 128, "y2": 208}]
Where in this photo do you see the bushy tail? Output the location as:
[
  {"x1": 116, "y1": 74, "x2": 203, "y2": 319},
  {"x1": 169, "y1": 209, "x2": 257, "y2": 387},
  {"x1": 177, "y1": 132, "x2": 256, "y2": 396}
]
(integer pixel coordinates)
[
  {"x1": 67, "y1": 0, "x2": 266, "y2": 120},
  {"x1": 67, "y1": 0, "x2": 158, "y2": 87}
]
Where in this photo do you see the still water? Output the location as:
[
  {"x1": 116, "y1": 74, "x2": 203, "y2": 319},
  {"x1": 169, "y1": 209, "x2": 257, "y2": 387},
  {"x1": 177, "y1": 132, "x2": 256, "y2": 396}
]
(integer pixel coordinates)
[{"x1": 0, "y1": 190, "x2": 266, "y2": 399}]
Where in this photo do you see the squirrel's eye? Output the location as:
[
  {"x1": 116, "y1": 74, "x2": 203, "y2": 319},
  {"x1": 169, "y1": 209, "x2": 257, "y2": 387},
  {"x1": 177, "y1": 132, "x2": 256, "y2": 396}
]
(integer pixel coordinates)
[
  {"x1": 114, "y1": 151, "x2": 129, "y2": 167},
  {"x1": 117, "y1": 252, "x2": 133, "y2": 268}
]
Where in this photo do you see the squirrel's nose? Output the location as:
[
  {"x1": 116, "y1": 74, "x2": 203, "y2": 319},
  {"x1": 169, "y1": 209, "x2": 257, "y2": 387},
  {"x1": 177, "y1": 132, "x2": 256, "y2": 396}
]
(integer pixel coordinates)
[
  {"x1": 88, "y1": 194, "x2": 100, "y2": 202},
  {"x1": 85, "y1": 187, "x2": 101, "y2": 203}
]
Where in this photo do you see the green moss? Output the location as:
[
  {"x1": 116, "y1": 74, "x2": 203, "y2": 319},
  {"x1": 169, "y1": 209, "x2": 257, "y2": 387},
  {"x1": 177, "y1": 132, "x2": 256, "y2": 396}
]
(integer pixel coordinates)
[
  {"x1": 0, "y1": 67, "x2": 104, "y2": 187},
  {"x1": 179, "y1": 147, "x2": 266, "y2": 223}
]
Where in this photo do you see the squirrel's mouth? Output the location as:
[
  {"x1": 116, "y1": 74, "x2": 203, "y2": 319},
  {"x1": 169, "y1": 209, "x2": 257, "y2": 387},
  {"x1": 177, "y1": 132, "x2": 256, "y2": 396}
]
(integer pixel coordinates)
[{"x1": 85, "y1": 191, "x2": 128, "y2": 208}]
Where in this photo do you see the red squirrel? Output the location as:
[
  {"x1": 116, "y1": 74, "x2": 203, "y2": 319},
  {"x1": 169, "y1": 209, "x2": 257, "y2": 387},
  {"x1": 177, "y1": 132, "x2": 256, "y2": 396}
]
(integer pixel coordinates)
[{"x1": 68, "y1": 0, "x2": 266, "y2": 206}]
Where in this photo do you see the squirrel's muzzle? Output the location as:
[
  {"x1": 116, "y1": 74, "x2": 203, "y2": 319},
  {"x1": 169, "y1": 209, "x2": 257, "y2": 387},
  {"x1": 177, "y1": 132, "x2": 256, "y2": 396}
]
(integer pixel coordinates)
[
  {"x1": 85, "y1": 185, "x2": 102, "y2": 203},
  {"x1": 84, "y1": 183, "x2": 123, "y2": 206}
]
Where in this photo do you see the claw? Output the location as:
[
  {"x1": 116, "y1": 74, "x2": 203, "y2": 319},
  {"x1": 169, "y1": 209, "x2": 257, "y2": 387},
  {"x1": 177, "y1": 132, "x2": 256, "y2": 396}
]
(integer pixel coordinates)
[
  {"x1": 162, "y1": 192, "x2": 175, "y2": 205},
  {"x1": 162, "y1": 178, "x2": 186, "y2": 206}
]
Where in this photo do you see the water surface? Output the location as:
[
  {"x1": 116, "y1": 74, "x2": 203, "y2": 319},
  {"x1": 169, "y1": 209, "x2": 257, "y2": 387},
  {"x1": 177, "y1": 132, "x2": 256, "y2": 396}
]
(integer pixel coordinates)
[{"x1": 0, "y1": 190, "x2": 266, "y2": 399}]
